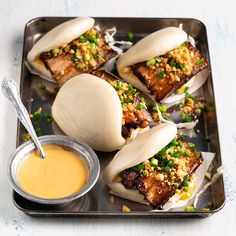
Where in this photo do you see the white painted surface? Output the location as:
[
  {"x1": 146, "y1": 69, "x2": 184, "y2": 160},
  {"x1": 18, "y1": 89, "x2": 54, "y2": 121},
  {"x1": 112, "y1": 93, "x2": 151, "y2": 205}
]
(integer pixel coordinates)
[{"x1": 0, "y1": 0, "x2": 236, "y2": 235}]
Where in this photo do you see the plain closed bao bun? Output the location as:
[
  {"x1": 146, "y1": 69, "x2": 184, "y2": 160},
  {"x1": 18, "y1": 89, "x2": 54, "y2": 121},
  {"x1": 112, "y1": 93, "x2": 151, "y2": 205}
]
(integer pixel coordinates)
[
  {"x1": 52, "y1": 73, "x2": 125, "y2": 152},
  {"x1": 27, "y1": 17, "x2": 94, "y2": 81},
  {"x1": 117, "y1": 27, "x2": 187, "y2": 95},
  {"x1": 103, "y1": 123, "x2": 177, "y2": 203}
]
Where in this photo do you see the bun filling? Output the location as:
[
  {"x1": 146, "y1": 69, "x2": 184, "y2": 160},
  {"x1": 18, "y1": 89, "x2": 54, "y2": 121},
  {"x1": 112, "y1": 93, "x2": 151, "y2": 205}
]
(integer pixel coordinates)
[
  {"x1": 118, "y1": 136, "x2": 203, "y2": 209},
  {"x1": 131, "y1": 42, "x2": 207, "y2": 101},
  {"x1": 95, "y1": 71, "x2": 152, "y2": 138},
  {"x1": 39, "y1": 28, "x2": 117, "y2": 86}
]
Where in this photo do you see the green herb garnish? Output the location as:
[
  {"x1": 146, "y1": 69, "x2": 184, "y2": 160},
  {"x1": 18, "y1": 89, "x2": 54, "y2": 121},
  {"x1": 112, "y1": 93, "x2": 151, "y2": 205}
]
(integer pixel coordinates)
[
  {"x1": 35, "y1": 128, "x2": 41, "y2": 136},
  {"x1": 79, "y1": 35, "x2": 86, "y2": 43},
  {"x1": 32, "y1": 109, "x2": 41, "y2": 122},
  {"x1": 177, "y1": 63, "x2": 187, "y2": 71},
  {"x1": 51, "y1": 48, "x2": 59, "y2": 55},
  {"x1": 180, "y1": 111, "x2": 192, "y2": 122},
  {"x1": 90, "y1": 43, "x2": 96, "y2": 51},
  {"x1": 169, "y1": 59, "x2": 176, "y2": 67},
  {"x1": 185, "y1": 206, "x2": 197, "y2": 212},
  {"x1": 93, "y1": 52, "x2": 99, "y2": 59},
  {"x1": 23, "y1": 133, "x2": 31, "y2": 141},
  {"x1": 196, "y1": 58, "x2": 204, "y2": 65},
  {"x1": 194, "y1": 151, "x2": 200, "y2": 156},
  {"x1": 188, "y1": 143, "x2": 195, "y2": 148},
  {"x1": 146, "y1": 58, "x2": 156, "y2": 66},
  {"x1": 44, "y1": 111, "x2": 53, "y2": 123},
  {"x1": 163, "y1": 165, "x2": 170, "y2": 172},
  {"x1": 158, "y1": 70, "x2": 165, "y2": 79},
  {"x1": 137, "y1": 103, "x2": 143, "y2": 110},
  {"x1": 158, "y1": 103, "x2": 167, "y2": 114},
  {"x1": 127, "y1": 31, "x2": 134, "y2": 41},
  {"x1": 182, "y1": 179, "x2": 189, "y2": 187},
  {"x1": 150, "y1": 158, "x2": 158, "y2": 167},
  {"x1": 142, "y1": 170, "x2": 149, "y2": 177}
]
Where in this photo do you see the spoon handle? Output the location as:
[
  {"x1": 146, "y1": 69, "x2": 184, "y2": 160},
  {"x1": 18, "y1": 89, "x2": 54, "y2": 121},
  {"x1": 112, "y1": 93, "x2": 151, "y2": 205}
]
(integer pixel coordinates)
[{"x1": 2, "y1": 79, "x2": 46, "y2": 159}]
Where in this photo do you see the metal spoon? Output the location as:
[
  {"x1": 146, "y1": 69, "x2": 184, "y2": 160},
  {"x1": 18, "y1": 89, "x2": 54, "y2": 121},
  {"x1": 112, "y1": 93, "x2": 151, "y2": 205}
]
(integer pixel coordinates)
[{"x1": 2, "y1": 79, "x2": 46, "y2": 159}]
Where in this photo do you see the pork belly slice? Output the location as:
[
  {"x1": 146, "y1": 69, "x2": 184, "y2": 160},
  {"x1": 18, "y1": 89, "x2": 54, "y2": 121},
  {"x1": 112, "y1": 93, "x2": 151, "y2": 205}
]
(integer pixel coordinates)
[
  {"x1": 121, "y1": 139, "x2": 203, "y2": 209},
  {"x1": 132, "y1": 42, "x2": 208, "y2": 101},
  {"x1": 40, "y1": 30, "x2": 117, "y2": 86}
]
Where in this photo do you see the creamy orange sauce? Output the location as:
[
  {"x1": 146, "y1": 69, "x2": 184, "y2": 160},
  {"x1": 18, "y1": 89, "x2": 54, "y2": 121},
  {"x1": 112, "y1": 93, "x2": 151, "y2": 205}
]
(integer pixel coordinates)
[{"x1": 18, "y1": 145, "x2": 88, "y2": 199}]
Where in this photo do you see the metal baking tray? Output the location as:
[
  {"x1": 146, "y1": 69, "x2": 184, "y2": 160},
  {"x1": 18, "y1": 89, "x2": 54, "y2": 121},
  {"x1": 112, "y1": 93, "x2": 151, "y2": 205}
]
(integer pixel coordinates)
[{"x1": 13, "y1": 17, "x2": 225, "y2": 217}]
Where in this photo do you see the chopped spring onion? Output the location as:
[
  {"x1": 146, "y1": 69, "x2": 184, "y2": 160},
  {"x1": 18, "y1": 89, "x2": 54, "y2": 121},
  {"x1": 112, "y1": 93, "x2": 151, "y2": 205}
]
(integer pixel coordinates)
[
  {"x1": 196, "y1": 58, "x2": 204, "y2": 65},
  {"x1": 142, "y1": 170, "x2": 149, "y2": 177},
  {"x1": 79, "y1": 35, "x2": 86, "y2": 43},
  {"x1": 178, "y1": 63, "x2": 187, "y2": 71},
  {"x1": 158, "y1": 70, "x2": 165, "y2": 79},
  {"x1": 35, "y1": 128, "x2": 41, "y2": 136},
  {"x1": 51, "y1": 48, "x2": 59, "y2": 55},
  {"x1": 93, "y1": 52, "x2": 99, "y2": 59},
  {"x1": 90, "y1": 43, "x2": 96, "y2": 51},
  {"x1": 158, "y1": 103, "x2": 167, "y2": 113},
  {"x1": 188, "y1": 143, "x2": 195, "y2": 148},
  {"x1": 163, "y1": 165, "x2": 170, "y2": 172},
  {"x1": 146, "y1": 58, "x2": 156, "y2": 66},
  {"x1": 127, "y1": 31, "x2": 134, "y2": 41},
  {"x1": 167, "y1": 160, "x2": 174, "y2": 168},
  {"x1": 32, "y1": 109, "x2": 41, "y2": 122},
  {"x1": 182, "y1": 179, "x2": 189, "y2": 187},
  {"x1": 169, "y1": 59, "x2": 176, "y2": 67},
  {"x1": 84, "y1": 54, "x2": 90, "y2": 61},
  {"x1": 194, "y1": 151, "x2": 200, "y2": 156},
  {"x1": 150, "y1": 158, "x2": 158, "y2": 167},
  {"x1": 185, "y1": 206, "x2": 197, "y2": 212},
  {"x1": 44, "y1": 111, "x2": 53, "y2": 123}
]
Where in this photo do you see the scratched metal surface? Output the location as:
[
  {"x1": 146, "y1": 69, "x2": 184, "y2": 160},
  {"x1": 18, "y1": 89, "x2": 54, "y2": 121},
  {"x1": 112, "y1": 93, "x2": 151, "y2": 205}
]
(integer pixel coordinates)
[
  {"x1": 0, "y1": 0, "x2": 236, "y2": 235},
  {"x1": 11, "y1": 17, "x2": 224, "y2": 217}
]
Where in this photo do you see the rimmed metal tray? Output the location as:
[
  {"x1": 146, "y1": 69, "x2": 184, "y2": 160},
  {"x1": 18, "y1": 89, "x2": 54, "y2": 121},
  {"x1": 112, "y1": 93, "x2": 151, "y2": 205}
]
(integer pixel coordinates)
[{"x1": 13, "y1": 17, "x2": 225, "y2": 217}]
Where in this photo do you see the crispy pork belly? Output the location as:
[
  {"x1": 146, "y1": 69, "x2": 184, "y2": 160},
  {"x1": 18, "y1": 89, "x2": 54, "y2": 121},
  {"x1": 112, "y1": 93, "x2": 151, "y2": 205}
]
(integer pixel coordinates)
[
  {"x1": 132, "y1": 42, "x2": 208, "y2": 101},
  {"x1": 121, "y1": 137, "x2": 203, "y2": 209},
  {"x1": 40, "y1": 28, "x2": 117, "y2": 86}
]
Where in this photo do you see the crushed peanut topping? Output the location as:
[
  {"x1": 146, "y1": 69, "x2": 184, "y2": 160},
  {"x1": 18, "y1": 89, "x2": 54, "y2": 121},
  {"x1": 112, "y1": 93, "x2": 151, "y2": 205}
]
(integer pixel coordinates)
[
  {"x1": 122, "y1": 205, "x2": 131, "y2": 212},
  {"x1": 110, "y1": 195, "x2": 115, "y2": 204},
  {"x1": 48, "y1": 28, "x2": 109, "y2": 72},
  {"x1": 132, "y1": 42, "x2": 207, "y2": 101},
  {"x1": 175, "y1": 86, "x2": 210, "y2": 123},
  {"x1": 130, "y1": 136, "x2": 201, "y2": 186}
]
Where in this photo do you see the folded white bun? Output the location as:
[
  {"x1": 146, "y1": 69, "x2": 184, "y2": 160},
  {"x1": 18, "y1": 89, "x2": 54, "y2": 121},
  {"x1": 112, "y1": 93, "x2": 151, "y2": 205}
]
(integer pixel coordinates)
[
  {"x1": 103, "y1": 123, "x2": 177, "y2": 203},
  {"x1": 52, "y1": 73, "x2": 125, "y2": 151},
  {"x1": 117, "y1": 27, "x2": 188, "y2": 96},
  {"x1": 27, "y1": 17, "x2": 95, "y2": 81}
]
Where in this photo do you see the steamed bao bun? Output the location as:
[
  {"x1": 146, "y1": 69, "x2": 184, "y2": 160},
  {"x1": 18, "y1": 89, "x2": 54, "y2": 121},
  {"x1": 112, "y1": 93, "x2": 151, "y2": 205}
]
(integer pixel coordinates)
[
  {"x1": 27, "y1": 17, "x2": 95, "y2": 82},
  {"x1": 103, "y1": 123, "x2": 214, "y2": 210},
  {"x1": 103, "y1": 123, "x2": 177, "y2": 203},
  {"x1": 52, "y1": 73, "x2": 125, "y2": 152},
  {"x1": 117, "y1": 27, "x2": 208, "y2": 104},
  {"x1": 117, "y1": 27, "x2": 187, "y2": 96}
]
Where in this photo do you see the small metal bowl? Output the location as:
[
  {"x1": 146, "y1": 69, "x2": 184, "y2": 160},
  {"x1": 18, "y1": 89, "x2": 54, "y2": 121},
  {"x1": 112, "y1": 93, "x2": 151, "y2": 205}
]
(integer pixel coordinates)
[{"x1": 8, "y1": 135, "x2": 100, "y2": 204}]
